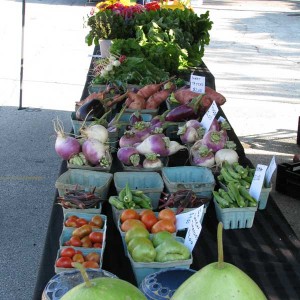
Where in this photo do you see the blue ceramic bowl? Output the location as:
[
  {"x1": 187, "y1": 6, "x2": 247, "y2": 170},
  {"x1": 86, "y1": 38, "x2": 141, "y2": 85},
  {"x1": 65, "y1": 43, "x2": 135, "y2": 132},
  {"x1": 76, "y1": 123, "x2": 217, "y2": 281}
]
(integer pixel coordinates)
[{"x1": 140, "y1": 268, "x2": 196, "y2": 300}]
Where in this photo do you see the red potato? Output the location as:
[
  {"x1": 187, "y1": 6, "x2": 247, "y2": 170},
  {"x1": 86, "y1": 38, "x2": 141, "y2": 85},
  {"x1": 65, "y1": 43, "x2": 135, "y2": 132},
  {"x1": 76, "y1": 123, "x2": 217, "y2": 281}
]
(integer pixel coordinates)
[{"x1": 146, "y1": 89, "x2": 172, "y2": 109}]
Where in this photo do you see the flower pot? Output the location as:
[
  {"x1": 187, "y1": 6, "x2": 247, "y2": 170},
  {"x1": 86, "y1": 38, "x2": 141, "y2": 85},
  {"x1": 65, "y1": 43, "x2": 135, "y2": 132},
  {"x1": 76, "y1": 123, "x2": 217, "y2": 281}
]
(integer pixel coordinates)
[{"x1": 99, "y1": 39, "x2": 112, "y2": 58}]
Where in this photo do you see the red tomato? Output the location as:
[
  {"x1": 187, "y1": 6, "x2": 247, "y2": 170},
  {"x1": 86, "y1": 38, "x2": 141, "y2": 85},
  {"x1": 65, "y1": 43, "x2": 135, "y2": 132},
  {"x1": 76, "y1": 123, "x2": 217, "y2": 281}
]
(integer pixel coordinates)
[
  {"x1": 85, "y1": 252, "x2": 100, "y2": 263},
  {"x1": 89, "y1": 221, "x2": 101, "y2": 229},
  {"x1": 93, "y1": 243, "x2": 102, "y2": 248},
  {"x1": 120, "y1": 219, "x2": 146, "y2": 232},
  {"x1": 158, "y1": 208, "x2": 176, "y2": 224},
  {"x1": 89, "y1": 232, "x2": 103, "y2": 244},
  {"x1": 56, "y1": 257, "x2": 72, "y2": 268},
  {"x1": 76, "y1": 218, "x2": 88, "y2": 228},
  {"x1": 64, "y1": 219, "x2": 77, "y2": 227},
  {"x1": 60, "y1": 247, "x2": 76, "y2": 258},
  {"x1": 70, "y1": 236, "x2": 82, "y2": 247},
  {"x1": 67, "y1": 215, "x2": 79, "y2": 221},
  {"x1": 81, "y1": 236, "x2": 93, "y2": 248},
  {"x1": 64, "y1": 241, "x2": 71, "y2": 246},
  {"x1": 82, "y1": 261, "x2": 99, "y2": 269},
  {"x1": 120, "y1": 209, "x2": 140, "y2": 223},
  {"x1": 141, "y1": 213, "x2": 158, "y2": 231},
  {"x1": 75, "y1": 250, "x2": 83, "y2": 256},
  {"x1": 91, "y1": 215, "x2": 104, "y2": 228},
  {"x1": 140, "y1": 209, "x2": 155, "y2": 218},
  {"x1": 151, "y1": 219, "x2": 176, "y2": 234},
  {"x1": 72, "y1": 253, "x2": 85, "y2": 263}
]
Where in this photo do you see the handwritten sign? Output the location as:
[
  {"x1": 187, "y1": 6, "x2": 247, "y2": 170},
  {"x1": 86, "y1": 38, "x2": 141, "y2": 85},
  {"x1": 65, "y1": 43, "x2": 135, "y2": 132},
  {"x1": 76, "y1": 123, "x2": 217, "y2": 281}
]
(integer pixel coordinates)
[
  {"x1": 200, "y1": 101, "x2": 219, "y2": 132},
  {"x1": 176, "y1": 208, "x2": 200, "y2": 230},
  {"x1": 184, "y1": 206, "x2": 204, "y2": 252},
  {"x1": 249, "y1": 164, "x2": 268, "y2": 201},
  {"x1": 190, "y1": 74, "x2": 205, "y2": 94},
  {"x1": 265, "y1": 156, "x2": 276, "y2": 186}
]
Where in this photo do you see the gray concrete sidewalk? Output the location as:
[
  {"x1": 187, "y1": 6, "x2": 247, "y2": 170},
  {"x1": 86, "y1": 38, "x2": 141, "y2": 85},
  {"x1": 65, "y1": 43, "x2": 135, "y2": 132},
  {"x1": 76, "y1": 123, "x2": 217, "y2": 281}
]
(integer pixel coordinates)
[{"x1": 0, "y1": 0, "x2": 299, "y2": 299}]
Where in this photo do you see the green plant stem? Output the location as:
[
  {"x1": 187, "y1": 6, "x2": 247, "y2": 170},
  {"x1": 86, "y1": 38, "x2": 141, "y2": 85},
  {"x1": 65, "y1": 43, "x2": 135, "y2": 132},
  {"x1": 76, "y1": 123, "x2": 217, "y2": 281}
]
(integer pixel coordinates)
[{"x1": 217, "y1": 222, "x2": 225, "y2": 269}]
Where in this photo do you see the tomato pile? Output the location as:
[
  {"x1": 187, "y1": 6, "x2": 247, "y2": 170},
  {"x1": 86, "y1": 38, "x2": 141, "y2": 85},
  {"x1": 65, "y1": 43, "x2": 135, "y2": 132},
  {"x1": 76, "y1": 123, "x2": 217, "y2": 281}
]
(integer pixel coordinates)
[
  {"x1": 55, "y1": 247, "x2": 101, "y2": 269},
  {"x1": 64, "y1": 215, "x2": 104, "y2": 229},
  {"x1": 120, "y1": 208, "x2": 176, "y2": 234}
]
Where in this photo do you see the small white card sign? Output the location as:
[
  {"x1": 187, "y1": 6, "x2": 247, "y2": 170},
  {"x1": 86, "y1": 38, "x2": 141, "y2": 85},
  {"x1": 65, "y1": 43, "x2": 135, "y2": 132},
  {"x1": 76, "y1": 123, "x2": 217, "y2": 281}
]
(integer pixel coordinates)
[
  {"x1": 183, "y1": 205, "x2": 204, "y2": 252},
  {"x1": 265, "y1": 156, "x2": 277, "y2": 186},
  {"x1": 200, "y1": 101, "x2": 219, "y2": 132},
  {"x1": 190, "y1": 74, "x2": 205, "y2": 94},
  {"x1": 249, "y1": 164, "x2": 268, "y2": 201}
]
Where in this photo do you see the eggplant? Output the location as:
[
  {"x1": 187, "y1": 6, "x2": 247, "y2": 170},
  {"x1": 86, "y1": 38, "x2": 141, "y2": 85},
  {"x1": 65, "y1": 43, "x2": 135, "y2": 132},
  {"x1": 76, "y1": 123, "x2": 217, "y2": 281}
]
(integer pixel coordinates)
[
  {"x1": 165, "y1": 95, "x2": 203, "y2": 122},
  {"x1": 75, "y1": 99, "x2": 105, "y2": 121}
]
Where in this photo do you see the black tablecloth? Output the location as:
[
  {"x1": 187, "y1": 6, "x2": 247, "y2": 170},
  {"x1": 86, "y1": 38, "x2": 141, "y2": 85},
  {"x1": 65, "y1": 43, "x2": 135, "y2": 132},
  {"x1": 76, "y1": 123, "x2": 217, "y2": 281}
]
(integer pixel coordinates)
[{"x1": 33, "y1": 53, "x2": 300, "y2": 299}]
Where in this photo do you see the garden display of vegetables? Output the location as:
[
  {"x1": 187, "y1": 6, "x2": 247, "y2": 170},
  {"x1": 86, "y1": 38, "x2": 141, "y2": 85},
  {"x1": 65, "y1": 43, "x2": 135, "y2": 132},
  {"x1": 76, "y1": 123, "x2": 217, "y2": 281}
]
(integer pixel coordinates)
[
  {"x1": 120, "y1": 208, "x2": 177, "y2": 234},
  {"x1": 109, "y1": 183, "x2": 153, "y2": 210},
  {"x1": 55, "y1": 247, "x2": 101, "y2": 269},
  {"x1": 159, "y1": 189, "x2": 210, "y2": 214},
  {"x1": 125, "y1": 227, "x2": 190, "y2": 263},
  {"x1": 57, "y1": 189, "x2": 102, "y2": 210},
  {"x1": 171, "y1": 223, "x2": 267, "y2": 299}
]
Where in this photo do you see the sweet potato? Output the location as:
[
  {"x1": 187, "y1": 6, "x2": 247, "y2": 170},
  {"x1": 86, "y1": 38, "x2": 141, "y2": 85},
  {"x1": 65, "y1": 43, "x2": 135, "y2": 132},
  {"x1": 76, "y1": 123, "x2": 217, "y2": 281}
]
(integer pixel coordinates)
[
  {"x1": 145, "y1": 89, "x2": 172, "y2": 109},
  {"x1": 174, "y1": 88, "x2": 200, "y2": 105},
  {"x1": 126, "y1": 91, "x2": 146, "y2": 110},
  {"x1": 205, "y1": 86, "x2": 226, "y2": 106}
]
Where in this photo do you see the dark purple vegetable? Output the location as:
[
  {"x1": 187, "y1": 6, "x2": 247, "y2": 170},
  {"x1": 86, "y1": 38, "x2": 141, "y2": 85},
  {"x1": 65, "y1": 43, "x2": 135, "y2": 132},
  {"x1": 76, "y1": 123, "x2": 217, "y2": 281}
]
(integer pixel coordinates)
[
  {"x1": 129, "y1": 111, "x2": 143, "y2": 126},
  {"x1": 119, "y1": 131, "x2": 141, "y2": 148},
  {"x1": 165, "y1": 95, "x2": 203, "y2": 122},
  {"x1": 117, "y1": 147, "x2": 140, "y2": 166},
  {"x1": 75, "y1": 99, "x2": 105, "y2": 121},
  {"x1": 209, "y1": 118, "x2": 221, "y2": 131}
]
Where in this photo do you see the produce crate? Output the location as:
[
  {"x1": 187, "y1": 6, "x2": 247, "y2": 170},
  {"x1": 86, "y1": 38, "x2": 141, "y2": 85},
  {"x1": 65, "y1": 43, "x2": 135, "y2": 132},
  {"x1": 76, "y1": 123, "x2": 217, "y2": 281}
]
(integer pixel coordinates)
[
  {"x1": 67, "y1": 161, "x2": 113, "y2": 173},
  {"x1": 162, "y1": 166, "x2": 215, "y2": 199},
  {"x1": 55, "y1": 169, "x2": 113, "y2": 200},
  {"x1": 213, "y1": 199, "x2": 257, "y2": 230},
  {"x1": 118, "y1": 113, "x2": 153, "y2": 137},
  {"x1": 127, "y1": 237, "x2": 192, "y2": 286},
  {"x1": 114, "y1": 172, "x2": 164, "y2": 209},
  {"x1": 124, "y1": 108, "x2": 158, "y2": 118},
  {"x1": 62, "y1": 203, "x2": 102, "y2": 214},
  {"x1": 54, "y1": 247, "x2": 103, "y2": 273},
  {"x1": 275, "y1": 162, "x2": 300, "y2": 199},
  {"x1": 70, "y1": 112, "x2": 118, "y2": 153}
]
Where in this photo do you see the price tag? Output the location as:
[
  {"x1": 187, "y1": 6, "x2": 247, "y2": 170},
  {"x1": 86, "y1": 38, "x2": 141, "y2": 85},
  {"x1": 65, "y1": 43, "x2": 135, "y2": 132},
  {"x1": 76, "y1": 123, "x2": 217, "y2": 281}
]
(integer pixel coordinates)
[
  {"x1": 176, "y1": 209, "x2": 198, "y2": 230},
  {"x1": 190, "y1": 74, "x2": 205, "y2": 94},
  {"x1": 265, "y1": 156, "x2": 277, "y2": 186},
  {"x1": 200, "y1": 101, "x2": 219, "y2": 132},
  {"x1": 249, "y1": 164, "x2": 268, "y2": 201},
  {"x1": 184, "y1": 206, "x2": 204, "y2": 252}
]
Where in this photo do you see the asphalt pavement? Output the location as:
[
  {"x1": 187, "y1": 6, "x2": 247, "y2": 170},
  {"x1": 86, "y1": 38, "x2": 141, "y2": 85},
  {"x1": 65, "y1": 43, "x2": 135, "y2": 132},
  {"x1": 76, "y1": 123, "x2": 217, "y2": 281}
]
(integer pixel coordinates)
[{"x1": 0, "y1": 0, "x2": 299, "y2": 299}]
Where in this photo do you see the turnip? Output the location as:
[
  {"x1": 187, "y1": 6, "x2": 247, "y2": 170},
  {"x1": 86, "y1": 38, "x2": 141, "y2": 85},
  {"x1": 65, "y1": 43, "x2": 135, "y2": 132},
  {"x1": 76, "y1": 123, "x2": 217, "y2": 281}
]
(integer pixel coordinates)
[
  {"x1": 215, "y1": 149, "x2": 239, "y2": 166},
  {"x1": 131, "y1": 121, "x2": 152, "y2": 141},
  {"x1": 119, "y1": 131, "x2": 141, "y2": 148},
  {"x1": 190, "y1": 142, "x2": 215, "y2": 168},
  {"x1": 82, "y1": 139, "x2": 112, "y2": 167},
  {"x1": 202, "y1": 130, "x2": 227, "y2": 153},
  {"x1": 136, "y1": 135, "x2": 186, "y2": 157},
  {"x1": 80, "y1": 124, "x2": 108, "y2": 144},
  {"x1": 53, "y1": 118, "x2": 81, "y2": 160},
  {"x1": 117, "y1": 147, "x2": 140, "y2": 167},
  {"x1": 177, "y1": 125, "x2": 199, "y2": 144},
  {"x1": 143, "y1": 153, "x2": 163, "y2": 169}
]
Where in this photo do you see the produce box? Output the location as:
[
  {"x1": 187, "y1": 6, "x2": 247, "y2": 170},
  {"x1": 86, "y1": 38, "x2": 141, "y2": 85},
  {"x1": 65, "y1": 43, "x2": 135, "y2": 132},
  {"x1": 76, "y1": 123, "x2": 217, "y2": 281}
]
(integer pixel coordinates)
[
  {"x1": 67, "y1": 159, "x2": 113, "y2": 173},
  {"x1": 62, "y1": 203, "x2": 102, "y2": 215},
  {"x1": 213, "y1": 198, "x2": 257, "y2": 230},
  {"x1": 54, "y1": 247, "x2": 103, "y2": 273},
  {"x1": 63, "y1": 212, "x2": 107, "y2": 230},
  {"x1": 275, "y1": 162, "x2": 300, "y2": 199},
  {"x1": 118, "y1": 113, "x2": 153, "y2": 137},
  {"x1": 162, "y1": 166, "x2": 215, "y2": 199},
  {"x1": 127, "y1": 237, "x2": 193, "y2": 286},
  {"x1": 113, "y1": 172, "x2": 164, "y2": 209},
  {"x1": 55, "y1": 169, "x2": 113, "y2": 200}
]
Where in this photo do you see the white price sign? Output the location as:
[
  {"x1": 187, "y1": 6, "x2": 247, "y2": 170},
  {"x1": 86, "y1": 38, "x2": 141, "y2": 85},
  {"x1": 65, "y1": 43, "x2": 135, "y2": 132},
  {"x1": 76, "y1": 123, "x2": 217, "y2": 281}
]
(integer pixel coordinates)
[
  {"x1": 184, "y1": 206, "x2": 204, "y2": 252},
  {"x1": 249, "y1": 164, "x2": 268, "y2": 201},
  {"x1": 265, "y1": 156, "x2": 277, "y2": 186},
  {"x1": 190, "y1": 74, "x2": 205, "y2": 94},
  {"x1": 176, "y1": 207, "x2": 203, "y2": 230},
  {"x1": 200, "y1": 101, "x2": 219, "y2": 132}
]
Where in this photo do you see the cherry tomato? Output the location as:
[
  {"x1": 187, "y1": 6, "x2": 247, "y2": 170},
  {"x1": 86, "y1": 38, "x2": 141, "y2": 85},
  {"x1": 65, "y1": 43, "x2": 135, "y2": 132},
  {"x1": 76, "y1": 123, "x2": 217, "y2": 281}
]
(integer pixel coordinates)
[
  {"x1": 60, "y1": 247, "x2": 76, "y2": 258},
  {"x1": 81, "y1": 236, "x2": 93, "y2": 248},
  {"x1": 75, "y1": 250, "x2": 83, "y2": 256},
  {"x1": 56, "y1": 257, "x2": 73, "y2": 268},
  {"x1": 72, "y1": 224, "x2": 92, "y2": 239},
  {"x1": 67, "y1": 215, "x2": 79, "y2": 221},
  {"x1": 64, "y1": 219, "x2": 77, "y2": 227},
  {"x1": 141, "y1": 213, "x2": 158, "y2": 231},
  {"x1": 72, "y1": 253, "x2": 85, "y2": 263},
  {"x1": 120, "y1": 209, "x2": 140, "y2": 223},
  {"x1": 89, "y1": 232, "x2": 103, "y2": 244},
  {"x1": 64, "y1": 241, "x2": 71, "y2": 246},
  {"x1": 82, "y1": 261, "x2": 99, "y2": 269},
  {"x1": 93, "y1": 243, "x2": 102, "y2": 248},
  {"x1": 85, "y1": 252, "x2": 100, "y2": 263},
  {"x1": 91, "y1": 215, "x2": 104, "y2": 228},
  {"x1": 76, "y1": 218, "x2": 89, "y2": 228},
  {"x1": 70, "y1": 236, "x2": 82, "y2": 247},
  {"x1": 158, "y1": 208, "x2": 176, "y2": 224},
  {"x1": 151, "y1": 219, "x2": 176, "y2": 234},
  {"x1": 89, "y1": 221, "x2": 101, "y2": 229}
]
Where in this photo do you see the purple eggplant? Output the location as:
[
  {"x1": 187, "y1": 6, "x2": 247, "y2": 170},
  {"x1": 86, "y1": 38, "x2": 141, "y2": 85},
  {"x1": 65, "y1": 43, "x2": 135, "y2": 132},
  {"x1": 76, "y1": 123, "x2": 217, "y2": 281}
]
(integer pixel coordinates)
[
  {"x1": 129, "y1": 111, "x2": 143, "y2": 126},
  {"x1": 75, "y1": 99, "x2": 105, "y2": 121},
  {"x1": 165, "y1": 95, "x2": 203, "y2": 122}
]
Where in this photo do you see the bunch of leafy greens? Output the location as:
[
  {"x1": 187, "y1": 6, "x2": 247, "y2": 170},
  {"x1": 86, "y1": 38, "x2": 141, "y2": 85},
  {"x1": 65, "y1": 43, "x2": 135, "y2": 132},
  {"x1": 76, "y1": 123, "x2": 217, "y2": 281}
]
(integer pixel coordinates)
[{"x1": 92, "y1": 57, "x2": 169, "y2": 86}]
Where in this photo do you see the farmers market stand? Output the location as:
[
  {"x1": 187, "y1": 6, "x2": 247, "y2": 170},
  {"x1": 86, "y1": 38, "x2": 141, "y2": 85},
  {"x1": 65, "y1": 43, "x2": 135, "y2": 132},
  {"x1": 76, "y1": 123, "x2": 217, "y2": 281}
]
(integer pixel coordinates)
[{"x1": 33, "y1": 51, "x2": 300, "y2": 299}]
